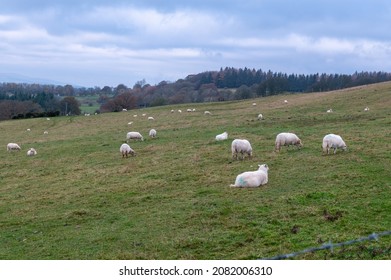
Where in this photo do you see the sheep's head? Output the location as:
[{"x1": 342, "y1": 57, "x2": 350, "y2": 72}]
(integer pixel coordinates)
[{"x1": 258, "y1": 164, "x2": 269, "y2": 172}]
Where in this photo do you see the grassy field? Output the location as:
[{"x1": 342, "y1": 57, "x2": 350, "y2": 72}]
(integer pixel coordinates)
[{"x1": 1, "y1": 82, "x2": 390, "y2": 260}]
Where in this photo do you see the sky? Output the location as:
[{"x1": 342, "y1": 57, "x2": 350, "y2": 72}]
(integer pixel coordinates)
[{"x1": 1, "y1": 0, "x2": 391, "y2": 87}]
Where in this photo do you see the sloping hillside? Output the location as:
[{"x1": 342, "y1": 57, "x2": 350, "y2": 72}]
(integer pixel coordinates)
[{"x1": 1, "y1": 82, "x2": 390, "y2": 259}]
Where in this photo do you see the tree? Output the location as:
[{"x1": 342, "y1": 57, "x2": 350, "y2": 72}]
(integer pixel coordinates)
[{"x1": 60, "y1": 96, "x2": 81, "y2": 115}]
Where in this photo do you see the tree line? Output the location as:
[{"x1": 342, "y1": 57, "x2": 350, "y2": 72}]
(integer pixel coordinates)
[{"x1": 1, "y1": 69, "x2": 391, "y2": 120}]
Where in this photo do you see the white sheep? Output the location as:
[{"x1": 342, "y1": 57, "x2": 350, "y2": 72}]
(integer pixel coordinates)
[
  {"x1": 148, "y1": 116, "x2": 155, "y2": 120},
  {"x1": 7, "y1": 143, "x2": 21, "y2": 151},
  {"x1": 364, "y1": 107, "x2": 369, "y2": 112},
  {"x1": 284, "y1": 100, "x2": 288, "y2": 104},
  {"x1": 27, "y1": 148, "x2": 37, "y2": 156},
  {"x1": 322, "y1": 134, "x2": 347, "y2": 154},
  {"x1": 327, "y1": 109, "x2": 333, "y2": 113},
  {"x1": 44, "y1": 131, "x2": 48, "y2": 135},
  {"x1": 149, "y1": 129, "x2": 157, "y2": 138},
  {"x1": 120, "y1": 143, "x2": 136, "y2": 157},
  {"x1": 231, "y1": 139, "x2": 252, "y2": 160},
  {"x1": 215, "y1": 132, "x2": 228, "y2": 141},
  {"x1": 257, "y1": 113, "x2": 263, "y2": 120},
  {"x1": 252, "y1": 102, "x2": 257, "y2": 106},
  {"x1": 187, "y1": 109, "x2": 192, "y2": 112},
  {"x1": 275, "y1": 132, "x2": 303, "y2": 152},
  {"x1": 178, "y1": 109, "x2": 182, "y2": 113},
  {"x1": 171, "y1": 110, "x2": 175, "y2": 113},
  {"x1": 204, "y1": 111, "x2": 212, "y2": 115},
  {"x1": 230, "y1": 164, "x2": 269, "y2": 188},
  {"x1": 126, "y1": 131, "x2": 144, "y2": 142}
]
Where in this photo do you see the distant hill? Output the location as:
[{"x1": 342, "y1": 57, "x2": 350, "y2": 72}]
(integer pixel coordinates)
[{"x1": 0, "y1": 72, "x2": 68, "y2": 86}]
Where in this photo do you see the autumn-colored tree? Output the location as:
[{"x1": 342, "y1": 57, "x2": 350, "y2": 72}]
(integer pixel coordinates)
[{"x1": 60, "y1": 96, "x2": 81, "y2": 115}]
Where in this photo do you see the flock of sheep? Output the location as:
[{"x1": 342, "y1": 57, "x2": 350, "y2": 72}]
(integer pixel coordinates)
[
  {"x1": 6, "y1": 101, "x2": 359, "y2": 190},
  {"x1": 115, "y1": 103, "x2": 351, "y2": 190}
]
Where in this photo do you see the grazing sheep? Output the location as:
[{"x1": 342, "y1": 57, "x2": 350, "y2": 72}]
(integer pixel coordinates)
[
  {"x1": 122, "y1": 109, "x2": 127, "y2": 112},
  {"x1": 142, "y1": 113, "x2": 146, "y2": 117},
  {"x1": 178, "y1": 109, "x2": 182, "y2": 113},
  {"x1": 284, "y1": 100, "x2": 288, "y2": 104},
  {"x1": 252, "y1": 102, "x2": 257, "y2": 106},
  {"x1": 127, "y1": 122, "x2": 133, "y2": 125},
  {"x1": 26, "y1": 128, "x2": 31, "y2": 132},
  {"x1": 322, "y1": 134, "x2": 347, "y2": 154},
  {"x1": 148, "y1": 116, "x2": 155, "y2": 120},
  {"x1": 204, "y1": 111, "x2": 212, "y2": 115},
  {"x1": 126, "y1": 131, "x2": 144, "y2": 142},
  {"x1": 231, "y1": 139, "x2": 252, "y2": 160},
  {"x1": 275, "y1": 132, "x2": 303, "y2": 151},
  {"x1": 327, "y1": 109, "x2": 333, "y2": 113},
  {"x1": 44, "y1": 131, "x2": 48, "y2": 135},
  {"x1": 120, "y1": 143, "x2": 136, "y2": 158},
  {"x1": 133, "y1": 115, "x2": 138, "y2": 117},
  {"x1": 230, "y1": 164, "x2": 269, "y2": 188},
  {"x1": 187, "y1": 108, "x2": 192, "y2": 112},
  {"x1": 149, "y1": 129, "x2": 157, "y2": 138},
  {"x1": 7, "y1": 143, "x2": 21, "y2": 151},
  {"x1": 215, "y1": 132, "x2": 228, "y2": 141},
  {"x1": 171, "y1": 110, "x2": 175, "y2": 113},
  {"x1": 257, "y1": 113, "x2": 263, "y2": 120},
  {"x1": 364, "y1": 107, "x2": 369, "y2": 112},
  {"x1": 27, "y1": 148, "x2": 37, "y2": 156}
]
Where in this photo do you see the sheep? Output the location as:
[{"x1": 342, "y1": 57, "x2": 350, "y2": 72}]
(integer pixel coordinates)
[
  {"x1": 230, "y1": 164, "x2": 269, "y2": 188},
  {"x1": 327, "y1": 109, "x2": 333, "y2": 113},
  {"x1": 231, "y1": 139, "x2": 252, "y2": 160},
  {"x1": 187, "y1": 109, "x2": 192, "y2": 112},
  {"x1": 252, "y1": 102, "x2": 257, "y2": 106},
  {"x1": 149, "y1": 129, "x2": 157, "y2": 138},
  {"x1": 322, "y1": 134, "x2": 347, "y2": 154},
  {"x1": 178, "y1": 109, "x2": 182, "y2": 113},
  {"x1": 122, "y1": 109, "x2": 127, "y2": 112},
  {"x1": 26, "y1": 128, "x2": 31, "y2": 132},
  {"x1": 215, "y1": 131, "x2": 228, "y2": 141},
  {"x1": 204, "y1": 111, "x2": 212, "y2": 115},
  {"x1": 7, "y1": 143, "x2": 21, "y2": 151},
  {"x1": 284, "y1": 100, "x2": 288, "y2": 104},
  {"x1": 148, "y1": 116, "x2": 155, "y2": 120},
  {"x1": 44, "y1": 131, "x2": 49, "y2": 135},
  {"x1": 133, "y1": 115, "x2": 138, "y2": 117},
  {"x1": 126, "y1": 131, "x2": 144, "y2": 142},
  {"x1": 364, "y1": 107, "x2": 369, "y2": 112},
  {"x1": 171, "y1": 109, "x2": 175, "y2": 113},
  {"x1": 257, "y1": 113, "x2": 263, "y2": 120},
  {"x1": 120, "y1": 143, "x2": 136, "y2": 158},
  {"x1": 275, "y1": 132, "x2": 303, "y2": 152},
  {"x1": 142, "y1": 113, "x2": 146, "y2": 117},
  {"x1": 27, "y1": 148, "x2": 37, "y2": 156}
]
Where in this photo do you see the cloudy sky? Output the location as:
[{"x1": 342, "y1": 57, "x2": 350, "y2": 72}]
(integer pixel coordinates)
[{"x1": 1, "y1": 0, "x2": 391, "y2": 87}]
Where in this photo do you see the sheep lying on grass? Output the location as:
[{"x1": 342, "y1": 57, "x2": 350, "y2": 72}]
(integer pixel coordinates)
[
  {"x1": 275, "y1": 132, "x2": 303, "y2": 152},
  {"x1": 322, "y1": 134, "x2": 347, "y2": 154},
  {"x1": 230, "y1": 164, "x2": 269, "y2": 188},
  {"x1": 215, "y1": 132, "x2": 228, "y2": 141},
  {"x1": 231, "y1": 139, "x2": 252, "y2": 160},
  {"x1": 27, "y1": 148, "x2": 37, "y2": 156},
  {"x1": 120, "y1": 143, "x2": 136, "y2": 158},
  {"x1": 7, "y1": 143, "x2": 21, "y2": 151}
]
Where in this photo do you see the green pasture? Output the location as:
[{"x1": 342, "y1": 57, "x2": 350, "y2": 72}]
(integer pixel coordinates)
[{"x1": 1, "y1": 83, "x2": 390, "y2": 259}]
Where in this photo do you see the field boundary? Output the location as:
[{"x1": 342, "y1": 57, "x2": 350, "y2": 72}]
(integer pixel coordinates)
[{"x1": 261, "y1": 230, "x2": 391, "y2": 260}]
